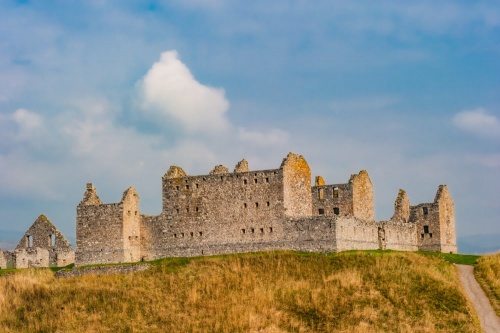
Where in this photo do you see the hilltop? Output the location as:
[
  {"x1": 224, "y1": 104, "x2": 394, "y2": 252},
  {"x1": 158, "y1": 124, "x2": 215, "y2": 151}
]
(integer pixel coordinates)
[{"x1": 0, "y1": 251, "x2": 480, "y2": 333}]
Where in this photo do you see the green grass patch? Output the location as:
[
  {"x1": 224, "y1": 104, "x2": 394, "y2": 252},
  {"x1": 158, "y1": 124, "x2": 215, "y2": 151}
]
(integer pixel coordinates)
[{"x1": 418, "y1": 251, "x2": 480, "y2": 265}]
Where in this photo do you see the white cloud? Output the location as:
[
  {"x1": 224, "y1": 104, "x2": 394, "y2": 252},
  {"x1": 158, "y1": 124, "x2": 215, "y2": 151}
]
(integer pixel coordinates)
[
  {"x1": 453, "y1": 108, "x2": 500, "y2": 140},
  {"x1": 237, "y1": 128, "x2": 289, "y2": 146},
  {"x1": 138, "y1": 50, "x2": 229, "y2": 134},
  {"x1": 11, "y1": 108, "x2": 44, "y2": 140}
]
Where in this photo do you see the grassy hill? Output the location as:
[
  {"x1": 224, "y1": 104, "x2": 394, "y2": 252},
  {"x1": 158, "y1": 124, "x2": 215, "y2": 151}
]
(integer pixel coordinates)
[
  {"x1": 475, "y1": 252, "x2": 500, "y2": 317},
  {"x1": 0, "y1": 251, "x2": 480, "y2": 332}
]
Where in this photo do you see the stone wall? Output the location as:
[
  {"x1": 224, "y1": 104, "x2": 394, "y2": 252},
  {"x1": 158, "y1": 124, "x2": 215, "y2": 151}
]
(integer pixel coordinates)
[
  {"x1": 281, "y1": 153, "x2": 312, "y2": 218},
  {"x1": 15, "y1": 248, "x2": 50, "y2": 268},
  {"x1": 379, "y1": 220, "x2": 418, "y2": 251},
  {"x1": 75, "y1": 152, "x2": 457, "y2": 266},
  {"x1": 312, "y1": 183, "x2": 353, "y2": 217},
  {"x1": 0, "y1": 249, "x2": 6, "y2": 269},
  {"x1": 351, "y1": 170, "x2": 375, "y2": 221},
  {"x1": 311, "y1": 170, "x2": 374, "y2": 222},
  {"x1": 56, "y1": 264, "x2": 151, "y2": 278},
  {"x1": 336, "y1": 217, "x2": 379, "y2": 251},
  {"x1": 3, "y1": 251, "x2": 15, "y2": 269},
  {"x1": 14, "y1": 214, "x2": 74, "y2": 267},
  {"x1": 409, "y1": 186, "x2": 457, "y2": 253},
  {"x1": 76, "y1": 184, "x2": 130, "y2": 266}
]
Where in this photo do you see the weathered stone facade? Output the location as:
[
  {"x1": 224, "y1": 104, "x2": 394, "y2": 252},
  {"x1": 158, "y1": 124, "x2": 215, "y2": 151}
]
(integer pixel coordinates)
[
  {"x1": 75, "y1": 152, "x2": 457, "y2": 267},
  {"x1": 12, "y1": 214, "x2": 75, "y2": 268},
  {"x1": 0, "y1": 248, "x2": 6, "y2": 269}
]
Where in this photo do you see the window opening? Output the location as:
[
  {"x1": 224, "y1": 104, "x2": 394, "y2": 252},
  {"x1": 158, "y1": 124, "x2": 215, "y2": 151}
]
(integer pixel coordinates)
[
  {"x1": 269, "y1": 227, "x2": 273, "y2": 233},
  {"x1": 176, "y1": 186, "x2": 180, "y2": 190},
  {"x1": 423, "y1": 207, "x2": 428, "y2": 216},
  {"x1": 318, "y1": 188, "x2": 324, "y2": 200},
  {"x1": 265, "y1": 177, "x2": 269, "y2": 183},
  {"x1": 241, "y1": 229, "x2": 246, "y2": 234},
  {"x1": 244, "y1": 179, "x2": 247, "y2": 185},
  {"x1": 190, "y1": 232, "x2": 194, "y2": 237},
  {"x1": 423, "y1": 225, "x2": 429, "y2": 233},
  {"x1": 186, "y1": 185, "x2": 190, "y2": 190},
  {"x1": 319, "y1": 208, "x2": 325, "y2": 215},
  {"x1": 255, "y1": 202, "x2": 259, "y2": 208},
  {"x1": 27, "y1": 235, "x2": 33, "y2": 247},
  {"x1": 260, "y1": 228, "x2": 264, "y2": 234},
  {"x1": 199, "y1": 231, "x2": 203, "y2": 237},
  {"x1": 266, "y1": 201, "x2": 270, "y2": 207},
  {"x1": 196, "y1": 207, "x2": 199, "y2": 212},
  {"x1": 244, "y1": 203, "x2": 247, "y2": 208},
  {"x1": 251, "y1": 228, "x2": 255, "y2": 233},
  {"x1": 196, "y1": 183, "x2": 199, "y2": 189},
  {"x1": 50, "y1": 234, "x2": 56, "y2": 247},
  {"x1": 333, "y1": 187, "x2": 339, "y2": 198},
  {"x1": 333, "y1": 207, "x2": 340, "y2": 215}
]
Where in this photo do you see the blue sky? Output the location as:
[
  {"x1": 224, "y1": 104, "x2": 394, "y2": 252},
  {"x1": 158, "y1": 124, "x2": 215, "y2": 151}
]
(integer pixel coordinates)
[{"x1": 0, "y1": 1, "x2": 499, "y2": 249}]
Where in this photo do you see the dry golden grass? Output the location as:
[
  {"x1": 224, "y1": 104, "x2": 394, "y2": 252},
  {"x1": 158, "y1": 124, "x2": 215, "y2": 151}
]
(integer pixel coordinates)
[
  {"x1": 0, "y1": 251, "x2": 479, "y2": 333},
  {"x1": 475, "y1": 251, "x2": 500, "y2": 317}
]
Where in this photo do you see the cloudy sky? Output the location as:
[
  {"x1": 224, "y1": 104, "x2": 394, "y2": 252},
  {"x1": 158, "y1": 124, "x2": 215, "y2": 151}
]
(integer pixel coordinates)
[{"x1": 0, "y1": 1, "x2": 499, "y2": 248}]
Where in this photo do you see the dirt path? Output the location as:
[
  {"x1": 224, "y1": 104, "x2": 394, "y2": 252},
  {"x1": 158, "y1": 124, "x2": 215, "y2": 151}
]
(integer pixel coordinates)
[{"x1": 457, "y1": 264, "x2": 500, "y2": 333}]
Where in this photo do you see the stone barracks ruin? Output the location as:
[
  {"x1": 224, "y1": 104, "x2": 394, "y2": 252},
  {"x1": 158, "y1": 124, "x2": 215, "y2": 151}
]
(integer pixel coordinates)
[{"x1": 74, "y1": 152, "x2": 457, "y2": 267}]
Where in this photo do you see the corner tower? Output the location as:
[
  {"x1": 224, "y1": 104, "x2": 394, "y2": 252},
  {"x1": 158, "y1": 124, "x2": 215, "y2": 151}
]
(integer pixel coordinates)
[
  {"x1": 76, "y1": 184, "x2": 142, "y2": 266},
  {"x1": 411, "y1": 185, "x2": 457, "y2": 253}
]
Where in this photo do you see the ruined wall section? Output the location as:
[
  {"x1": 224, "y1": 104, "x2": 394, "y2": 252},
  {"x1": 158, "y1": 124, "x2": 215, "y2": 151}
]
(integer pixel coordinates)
[
  {"x1": 281, "y1": 153, "x2": 312, "y2": 218},
  {"x1": 14, "y1": 214, "x2": 74, "y2": 267},
  {"x1": 0, "y1": 249, "x2": 6, "y2": 269},
  {"x1": 76, "y1": 184, "x2": 137, "y2": 266},
  {"x1": 435, "y1": 185, "x2": 457, "y2": 253},
  {"x1": 312, "y1": 183, "x2": 353, "y2": 217},
  {"x1": 140, "y1": 162, "x2": 286, "y2": 261},
  {"x1": 15, "y1": 248, "x2": 50, "y2": 268},
  {"x1": 121, "y1": 187, "x2": 142, "y2": 263},
  {"x1": 391, "y1": 189, "x2": 410, "y2": 222},
  {"x1": 411, "y1": 201, "x2": 441, "y2": 252},
  {"x1": 3, "y1": 251, "x2": 15, "y2": 269},
  {"x1": 378, "y1": 221, "x2": 418, "y2": 251},
  {"x1": 335, "y1": 217, "x2": 379, "y2": 251},
  {"x1": 351, "y1": 170, "x2": 375, "y2": 221}
]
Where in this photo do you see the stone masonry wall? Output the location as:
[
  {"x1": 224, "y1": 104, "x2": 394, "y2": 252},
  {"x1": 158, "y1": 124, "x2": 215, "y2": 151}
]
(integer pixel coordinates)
[
  {"x1": 14, "y1": 214, "x2": 74, "y2": 267},
  {"x1": 0, "y1": 249, "x2": 6, "y2": 269},
  {"x1": 335, "y1": 217, "x2": 379, "y2": 251},
  {"x1": 75, "y1": 152, "x2": 457, "y2": 266},
  {"x1": 379, "y1": 220, "x2": 418, "y2": 251},
  {"x1": 76, "y1": 184, "x2": 129, "y2": 266},
  {"x1": 15, "y1": 248, "x2": 50, "y2": 268},
  {"x1": 351, "y1": 170, "x2": 375, "y2": 221},
  {"x1": 281, "y1": 153, "x2": 312, "y2": 218},
  {"x1": 141, "y1": 159, "x2": 287, "y2": 261},
  {"x1": 312, "y1": 183, "x2": 354, "y2": 218},
  {"x1": 435, "y1": 185, "x2": 457, "y2": 254},
  {"x1": 121, "y1": 187, "x2": 142, "y2": 263}
]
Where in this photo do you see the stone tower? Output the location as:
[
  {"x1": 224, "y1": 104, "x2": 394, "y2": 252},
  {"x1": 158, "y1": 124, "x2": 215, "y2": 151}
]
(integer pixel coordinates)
[
  {"x1": 412, "y1": 185, "x2": 457, "y2": 253},
  {"x1": 76, "y1": 184, "x2": 141, "y2": 266}
]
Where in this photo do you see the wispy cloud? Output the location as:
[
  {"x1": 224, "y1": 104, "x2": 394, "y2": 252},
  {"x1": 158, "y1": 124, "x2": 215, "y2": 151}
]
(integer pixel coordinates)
[{"x1": 453, "y1": 108, "x2": 500, "y2": 140}]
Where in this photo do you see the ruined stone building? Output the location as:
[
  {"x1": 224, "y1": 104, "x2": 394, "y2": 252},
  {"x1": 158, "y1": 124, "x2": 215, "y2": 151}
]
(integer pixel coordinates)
[
  {"x1": 75, "y1": 153, "x2": 457, "y2": 267},
  {"x1": 1, "y1": 215, "x2": 75, "y2": 269},
  {"x1": 0, "y1": 247, "x2": 6, "y2": 269}
]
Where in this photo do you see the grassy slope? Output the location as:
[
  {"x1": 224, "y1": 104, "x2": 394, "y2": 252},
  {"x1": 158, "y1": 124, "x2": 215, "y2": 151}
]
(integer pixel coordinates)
[
  {"x1": 0, "y1": 251, "x2": 479, "y2": 333},
  {"x1": 475, "y1": 252, "x2": 500, "y2": 317}
]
